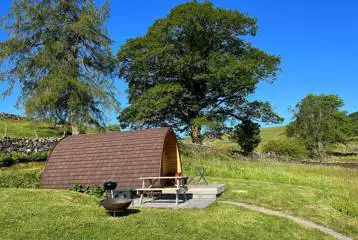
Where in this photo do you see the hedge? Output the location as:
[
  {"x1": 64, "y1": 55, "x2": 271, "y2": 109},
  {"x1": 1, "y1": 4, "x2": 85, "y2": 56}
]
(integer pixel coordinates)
[
  {"x1": 262, "y1": 139, "x2": 306, "y2": 158},
  {"x1": 0, "y1": 152, "x2": 48, "y2": 167}
]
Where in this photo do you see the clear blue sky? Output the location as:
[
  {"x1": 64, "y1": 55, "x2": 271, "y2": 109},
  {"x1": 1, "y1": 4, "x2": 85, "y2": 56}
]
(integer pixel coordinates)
[{"x1": 0, "y1": 0, "x2": 357, "y2": 125}]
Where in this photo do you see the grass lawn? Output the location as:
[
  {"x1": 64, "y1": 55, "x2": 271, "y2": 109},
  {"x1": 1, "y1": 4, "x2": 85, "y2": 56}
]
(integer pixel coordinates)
[
  {"x1": 183, "y1": 152, "x2": 358, "y2": 239},
  {"x1": 0, "y1": 188, "x2": 333, "y2": 240}
]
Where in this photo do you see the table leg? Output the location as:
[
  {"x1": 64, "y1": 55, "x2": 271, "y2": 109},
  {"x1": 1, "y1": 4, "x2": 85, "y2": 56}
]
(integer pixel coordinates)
[{"x1": 140, "y1": 192, "x2": 143, "y2": 205}]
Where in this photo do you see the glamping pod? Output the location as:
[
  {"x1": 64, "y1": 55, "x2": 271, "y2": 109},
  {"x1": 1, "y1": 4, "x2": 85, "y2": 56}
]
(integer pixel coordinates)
[{"x1": 41, "y1": 128, "x2": 182, "y2": 189}]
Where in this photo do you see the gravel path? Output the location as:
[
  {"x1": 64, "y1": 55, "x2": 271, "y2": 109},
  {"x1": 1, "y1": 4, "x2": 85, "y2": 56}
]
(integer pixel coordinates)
[{"x1": 221, "y1": 201, "x2": 352, "y2": 240}]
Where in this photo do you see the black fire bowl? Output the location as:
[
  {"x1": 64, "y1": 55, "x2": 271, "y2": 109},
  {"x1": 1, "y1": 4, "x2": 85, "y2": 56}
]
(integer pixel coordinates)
[{"x1": 99, "y1": 198, "x2": 133, "y2": 214}]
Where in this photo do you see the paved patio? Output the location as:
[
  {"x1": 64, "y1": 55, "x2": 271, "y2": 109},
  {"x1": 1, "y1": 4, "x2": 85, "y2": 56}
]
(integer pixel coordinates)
[{"x1": 131, "y1": 184, "x2": 226, "y2": 209}]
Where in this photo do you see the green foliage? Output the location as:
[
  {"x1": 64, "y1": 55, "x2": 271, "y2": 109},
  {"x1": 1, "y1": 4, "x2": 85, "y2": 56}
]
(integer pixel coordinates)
[
  {"x1": 230, "y1": 120, "x2": 261, "y2": 155},
  {"x1": 262, "y1": 139, "x2": 306, "y2": 158},
  {"x1": 348, "y1": 112, "x2": 358, "y2": 136},
  {"x1": 0, "y1": 169, "x2": 42, "y2": 188},
  {"x1": 0, "y1": 0, "x2": 118, "y2": 132},
  {"x1": 104, "y1": 124, "x2": 121, "y2": 132},
  {"x1": 0, "y1": 152, "x2": 48, "y2": 167},
  {"x1": 118, "y1": 1, "x2": 281, "y2": 143},
  {"x1": 349, "y1": 112, "x2": 358, "y2": 121},
  {"x1": 287, "y1": 94, "x2": 351, "y2": 158},
  {"x1": 70, "y1": 183, "x2": 106, "y2": 198}
]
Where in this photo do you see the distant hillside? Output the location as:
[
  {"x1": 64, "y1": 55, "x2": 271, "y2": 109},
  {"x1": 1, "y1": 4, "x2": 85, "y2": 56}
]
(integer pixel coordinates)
[
  {"x1": 183, "y1": 126, "x2": 287, "y2": 152},
  {"x1": 260, "y1": 126, "x2": 287, "y2": 144}
]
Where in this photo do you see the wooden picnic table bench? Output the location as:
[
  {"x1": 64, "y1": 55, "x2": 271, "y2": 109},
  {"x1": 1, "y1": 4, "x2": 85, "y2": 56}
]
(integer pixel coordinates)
[{"x1": 137, "y1": 176, "x2": 188, "y2": 205}]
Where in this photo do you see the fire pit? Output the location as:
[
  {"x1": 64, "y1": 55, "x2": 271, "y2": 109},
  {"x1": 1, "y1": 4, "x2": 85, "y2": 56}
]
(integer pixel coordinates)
[
  {"x1": 100, "y1": 198, "x2": 133, "y2": 212},
  {"x1": 100, "y1": 180, "x2": 132, "y2": 216}
]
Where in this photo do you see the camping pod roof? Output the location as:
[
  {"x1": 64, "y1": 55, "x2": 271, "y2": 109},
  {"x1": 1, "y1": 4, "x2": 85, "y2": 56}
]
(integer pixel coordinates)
[{"x1": 41, "y1": 127, "x2": 181, "y2": 189}]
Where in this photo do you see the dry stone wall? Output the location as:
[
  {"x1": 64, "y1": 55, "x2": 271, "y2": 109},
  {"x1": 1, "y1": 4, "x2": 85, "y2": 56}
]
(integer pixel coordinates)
[
  {"x1": 0, "y1": 137, "x2": 60, "y2": 154},
  {"x1": 0, "y1": 112, "x2": 24, "y2": 120}
]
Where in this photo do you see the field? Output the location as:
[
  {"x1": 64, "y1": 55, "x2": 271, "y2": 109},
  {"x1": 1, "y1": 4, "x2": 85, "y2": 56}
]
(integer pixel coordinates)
[
  {"x1": 1, "y1": 150, "x2": 358, "y2": 239},
  {"x1": 0, "y1": 122, "x2": 357, "y2": 239},
  {"x1": 182, "y1": 152, "x2": 358, "y2": 239}
]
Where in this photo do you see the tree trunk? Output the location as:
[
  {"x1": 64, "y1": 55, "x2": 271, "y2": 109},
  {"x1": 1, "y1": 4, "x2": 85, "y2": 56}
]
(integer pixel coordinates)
[
  {"x1": 190, "y1": 125, "x2": 203, "y2": 144},
  {"x1": 70, "y1": 112, "x2": 80, "y2": 135}
]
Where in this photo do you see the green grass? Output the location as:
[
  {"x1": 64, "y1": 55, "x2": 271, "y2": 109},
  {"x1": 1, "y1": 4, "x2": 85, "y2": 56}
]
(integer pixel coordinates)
[
  {"x1": 0, "y1": 119, "x2": 65, "y2": 137},
  {"x1": 0, "y1": 162, "x2": 45, "y2": 188},
  {"x1": 1, "y1": 123, "x2": 357, "y2": 239},
  {"x1": 260, "y1": 126, "x2": 287, "y2": 144},
  {"x1": 1, "y1": 154, "x2": 356, "y2": 239},
  {"x1": 0, "y1": 188, "x2": 332, "y2": 240},
  {"x1": 182, "y1": 152, "x2": 358, "y2": 239}
]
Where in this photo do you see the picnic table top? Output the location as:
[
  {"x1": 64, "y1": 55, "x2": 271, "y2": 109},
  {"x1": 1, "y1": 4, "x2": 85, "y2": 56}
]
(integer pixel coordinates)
[{"x1": 139, "y1": 176, "x2": 188, "y2": 180}]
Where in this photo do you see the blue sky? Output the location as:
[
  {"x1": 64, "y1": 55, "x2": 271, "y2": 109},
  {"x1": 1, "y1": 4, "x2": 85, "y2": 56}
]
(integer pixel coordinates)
[{"x1": 0, "y1": 0, "x2": 357, "y2": 126}]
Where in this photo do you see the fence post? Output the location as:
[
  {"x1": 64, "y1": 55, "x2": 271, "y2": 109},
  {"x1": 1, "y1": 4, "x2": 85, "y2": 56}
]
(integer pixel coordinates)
[{"x1": 4, "y1": 124, "x2": 7, "y2": 137}]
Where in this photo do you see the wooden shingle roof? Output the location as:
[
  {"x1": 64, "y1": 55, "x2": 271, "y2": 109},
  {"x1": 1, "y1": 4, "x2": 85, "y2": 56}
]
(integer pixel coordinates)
[{"x1": 41, "y1": 127, "x2": 179, "y2": 189}]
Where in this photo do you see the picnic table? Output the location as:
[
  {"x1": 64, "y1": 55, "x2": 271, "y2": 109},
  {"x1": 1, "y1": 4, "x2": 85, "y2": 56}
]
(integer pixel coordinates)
[{"x1": 136, "y1": 176, "x2": 188, "y2": 205}]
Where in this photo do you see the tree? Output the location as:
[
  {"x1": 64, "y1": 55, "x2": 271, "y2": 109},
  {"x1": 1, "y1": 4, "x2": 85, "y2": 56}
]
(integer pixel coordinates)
[
  {"x1": 230, "y1": 119, "x2": 261, "y2": 155},
  {"x1": 287, "y1": 94, "x2": 351, "y2": 158},
  {"x1": 348, "y1": 112, "x2": 358, "y2": 136},
  {"x1": 0, "y1": 0, "x2": 118, "y2": 135},
  {"x1": 349, "y1": 112, "x2": 358, "y2": 121},
  {"x1": 117, "y1": 1, "x2": 281, "y2": 144}
]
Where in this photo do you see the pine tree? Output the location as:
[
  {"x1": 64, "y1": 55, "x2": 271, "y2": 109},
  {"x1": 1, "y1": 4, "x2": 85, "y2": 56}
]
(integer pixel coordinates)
[{"x1": 0, "y1": 0, "x2": 118, "y2": 134}]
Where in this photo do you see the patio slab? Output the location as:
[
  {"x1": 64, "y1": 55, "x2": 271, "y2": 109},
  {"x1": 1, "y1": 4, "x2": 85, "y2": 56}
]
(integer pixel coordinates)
[
  {"x1": 131, "y1": 184, "x2": 226, "y2": 209},
  {"x1": 131, "y1": 198, "x2": 216, "y2": 209}
]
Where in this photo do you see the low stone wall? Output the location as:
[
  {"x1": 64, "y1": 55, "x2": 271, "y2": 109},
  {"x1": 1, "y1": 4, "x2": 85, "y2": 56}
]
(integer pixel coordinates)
[
  {"x1": 0, "y1": 137, "x2": 60, "y2": 154},
  {"x1": 0, "y1": 112, "x2": 24, "y2": 120}
]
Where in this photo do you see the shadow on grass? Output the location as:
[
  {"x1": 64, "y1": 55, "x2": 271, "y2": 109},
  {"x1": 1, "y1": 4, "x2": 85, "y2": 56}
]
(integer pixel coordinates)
[{"x1": 107, "y1": 209, "x2": 140, "y2": 217}]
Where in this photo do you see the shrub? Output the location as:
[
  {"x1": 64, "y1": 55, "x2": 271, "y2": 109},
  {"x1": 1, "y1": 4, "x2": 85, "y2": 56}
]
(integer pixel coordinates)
[
  {"x1": 262, "y1": 139, "x2": 306, "y2": 158},
  {"x1": 0, "y1": 152, "x2": 48, "y2": 167},
  {"x1": 0, "y1": 155, "x2": 16, "y2": 167},
  {"x1": 0, "y1": 170, "x2": 42, "y2": 188},
  {"x1": 230, "y1": 120, "x2": 261, "y2": 156},
  {"x1": 70, "y1": 183, "x2": 106, "y2": 198}
]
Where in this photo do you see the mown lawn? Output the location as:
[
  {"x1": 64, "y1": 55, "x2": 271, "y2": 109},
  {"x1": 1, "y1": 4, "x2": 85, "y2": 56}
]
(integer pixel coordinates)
[
  {"x1": 183, "y1": 152, "x2": 358, "y2": 239},
  {"x1": 0, "y1": 188, "x2": 332, "y2": 240}
]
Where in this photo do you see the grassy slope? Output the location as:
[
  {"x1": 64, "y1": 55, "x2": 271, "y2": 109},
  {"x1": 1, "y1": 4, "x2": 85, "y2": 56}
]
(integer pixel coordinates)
[
  {"x1": 260, "y1": 126, "x2": 287, "y2": 144},
  {"x1": 182, "y1": 152, "x2": 358, "y2": 239},
  {"x1": 0, "y1": 119, "x2": 65, "y2": 137},
  {"x1": 0, "y1": 188, "x2": 332, "y2": 240},
  {"x1": 198, "y1": 126, "x2": 287, "y2": 151},
  {"x1": 0, "y1": 118, "x2": 101, "y2": 137}
]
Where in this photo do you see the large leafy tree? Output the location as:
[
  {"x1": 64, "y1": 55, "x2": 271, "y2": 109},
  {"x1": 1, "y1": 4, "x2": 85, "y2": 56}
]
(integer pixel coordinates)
[
  {"x1": 118, "y1": 1, "x2": 281, "y2": 143},
  {"x1": 287, "y1": 94, "x2": 351, "y2": 158},
  {"x1": 0, "y1": 0, "x2": 118, "y2": 134}
]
